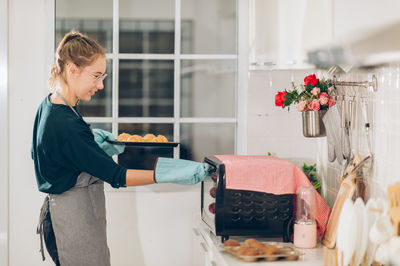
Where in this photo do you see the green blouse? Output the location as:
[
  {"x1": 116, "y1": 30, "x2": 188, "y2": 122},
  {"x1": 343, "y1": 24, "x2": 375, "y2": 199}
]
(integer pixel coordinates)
[{"x1": 31, "y1": 95, "x2": 126, "y2": 194}]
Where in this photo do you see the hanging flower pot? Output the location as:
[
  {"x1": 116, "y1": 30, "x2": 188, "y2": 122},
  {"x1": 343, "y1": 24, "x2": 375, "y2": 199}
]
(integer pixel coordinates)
[
  {"x1": 302, "y1": 109, "x2": 327, "y2": 138},
  {"x1": 274, "y1": 74, "x2": 336, "y2": 138}
]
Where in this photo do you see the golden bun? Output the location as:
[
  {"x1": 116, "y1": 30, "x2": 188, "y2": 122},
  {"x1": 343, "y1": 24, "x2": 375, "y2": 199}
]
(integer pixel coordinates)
[
  {"x1": 127, "y1": 135, "x2": 143, "y2": 142},
  {"x1": 223, "y1": 239, "x2": 240, "y2": 247},
  {"x1": 236, "y1": 246, "x2": 249, "y2": 255},
  {"x1": 260, "y1": 245, "x2": 280, "y2": 255},
  {"x1": 250, "y1": 242, "x2": 266, "y2": 249},
  {"x1": 153, "y1": 134, "x2": 168, "y2": 143},
  {"x1": 117, "y1": 132, "x2": 168, "y2": 143},
  {"x1": 143, "y1": 134, "x2": 156, "y2": 141},
  {"x1": 117, "y1": 133, "x2": 131, "y2": 141},
  {"x1": 242, "y1": 248, "x2": 260, "y2": 256},
  {"x1": 244, "y1": 238, "x2": 258, "y2": 247}
]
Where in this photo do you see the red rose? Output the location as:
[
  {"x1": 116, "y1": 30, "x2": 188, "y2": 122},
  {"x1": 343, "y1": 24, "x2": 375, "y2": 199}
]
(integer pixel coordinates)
[
  {"x1": 304, "y1": 74, "x2": 319, "y2": 87},
  {"x1": 275, "y1": 91, "x2": 287, "y2": 108}
]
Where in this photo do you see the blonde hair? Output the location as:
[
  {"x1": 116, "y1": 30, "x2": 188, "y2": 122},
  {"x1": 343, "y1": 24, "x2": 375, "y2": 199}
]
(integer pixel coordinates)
[{"x1": 48, "y1": 31, "x2": 106, "y2": 88}]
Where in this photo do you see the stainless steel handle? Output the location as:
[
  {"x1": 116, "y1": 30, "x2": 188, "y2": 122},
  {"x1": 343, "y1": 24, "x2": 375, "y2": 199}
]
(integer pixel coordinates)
[{"x1": 341, "y1": 96, "x2": 346, "y2": 129}]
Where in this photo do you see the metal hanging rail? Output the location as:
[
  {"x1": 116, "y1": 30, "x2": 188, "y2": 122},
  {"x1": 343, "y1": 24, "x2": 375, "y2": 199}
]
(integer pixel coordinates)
[{"x1": 327, "y1": 75, "x2": 378, "y2": 92}]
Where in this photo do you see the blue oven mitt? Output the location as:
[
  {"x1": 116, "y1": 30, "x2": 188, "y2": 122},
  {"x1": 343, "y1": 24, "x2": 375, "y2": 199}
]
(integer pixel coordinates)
[
  {"x1": 154, "y1": 157, "x2": 215, "y2": 185},
  {"x1": 92, "y1": 128, "x2": 125, "y2": 156}
]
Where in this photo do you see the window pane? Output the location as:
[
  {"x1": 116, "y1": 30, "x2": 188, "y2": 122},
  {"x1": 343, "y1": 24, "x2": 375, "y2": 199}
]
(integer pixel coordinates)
[
  {"x1": 180, "y1": 123, "x2": 235, "y2": 161},
  {"x1": 90, "y1": 123, "x2": 112, "y2": 132},
  {"x1": 55, "y1": 0, "x2": 113, "y2": 51},
  {"x1": 118, "y1": 123, "x2": 173, "y2": 169},
  {"x1": 181, "y1": 0, "x2": 236, "y2": 54},
  {"x1": 119, "y1": 60, "x2": 174, "y2": 117},
  {"x1": 181, "y1": 60, "x2": 236, "y2": 117},
  {"x1": 119, "y1": 0, "x2": 175, "y2": 53},
  {"x1": 77, "y1": 60, "x2": 113, "y2": 117}
]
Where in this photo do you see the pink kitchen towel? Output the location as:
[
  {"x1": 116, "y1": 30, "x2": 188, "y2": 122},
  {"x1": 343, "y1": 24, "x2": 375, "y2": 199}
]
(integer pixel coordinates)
[{"x1": 214, "y1": 155, "x2": 331, "y2": 237}]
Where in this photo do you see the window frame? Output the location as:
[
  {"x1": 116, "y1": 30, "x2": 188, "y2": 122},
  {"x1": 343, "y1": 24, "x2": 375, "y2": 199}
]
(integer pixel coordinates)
[{"x1": 53, "y1": 0, "x2": 248, "y2": 165}]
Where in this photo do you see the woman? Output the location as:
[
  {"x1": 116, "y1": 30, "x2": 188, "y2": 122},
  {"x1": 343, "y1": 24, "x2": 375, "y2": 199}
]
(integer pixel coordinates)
[{"x1": 32, "y1": 31, "x2": 213, "y2": 266}]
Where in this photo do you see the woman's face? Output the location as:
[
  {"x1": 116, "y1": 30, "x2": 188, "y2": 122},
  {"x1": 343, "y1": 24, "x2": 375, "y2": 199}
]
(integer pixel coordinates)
[{"x1": 68, "y1": 55, "x2": 107, "y2": 102}]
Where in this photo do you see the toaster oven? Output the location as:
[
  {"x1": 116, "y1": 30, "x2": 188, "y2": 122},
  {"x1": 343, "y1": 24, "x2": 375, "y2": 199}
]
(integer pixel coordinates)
[{"x1": 201, "y1": 156, "x2": 294, "y2": 242}]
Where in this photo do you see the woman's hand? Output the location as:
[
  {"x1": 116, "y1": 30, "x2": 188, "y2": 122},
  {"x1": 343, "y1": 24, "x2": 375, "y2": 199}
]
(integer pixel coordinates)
[
  {"x1": 154, "y1": 157, "x2": 215, "y2": 185},
  {"x1": 92, "y1": 128, "x2": 125, "y2": 156}
]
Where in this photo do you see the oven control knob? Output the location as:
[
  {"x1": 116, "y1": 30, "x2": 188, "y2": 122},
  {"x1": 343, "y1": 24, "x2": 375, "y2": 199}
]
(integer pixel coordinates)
[
  {"x1": 209, "y1": 187, "x2": 216, "y2": 198},
  {"x1": 208, "y1": 203, "x2": 215, "y2": 214}
]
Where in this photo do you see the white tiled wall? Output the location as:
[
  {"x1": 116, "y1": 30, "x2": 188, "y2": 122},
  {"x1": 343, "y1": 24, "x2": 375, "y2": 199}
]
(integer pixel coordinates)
[
  {"x1": 371, "y1": 65, "x2": 400, "y2": 194},
  {"x1": 247, "y1": 69, "x2": 322, "y2": 157},
  {"x1": 247, "y1": 67, "x2": 400, "y2": 207},
  {"x1": 246, "y1": 69, "x2": 326, "y2": 194}
]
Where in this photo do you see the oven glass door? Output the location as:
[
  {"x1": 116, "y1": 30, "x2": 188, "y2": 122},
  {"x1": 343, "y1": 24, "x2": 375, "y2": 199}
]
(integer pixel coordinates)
[{"x1": 202, "y1": 172, "x2": 217, "y2": 232}]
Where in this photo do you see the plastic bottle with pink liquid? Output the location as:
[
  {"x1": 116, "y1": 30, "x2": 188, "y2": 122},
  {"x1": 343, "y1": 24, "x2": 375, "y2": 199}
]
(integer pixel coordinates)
[{"x1": 293, "y1": 186, "x2": 317, "y2": 249}]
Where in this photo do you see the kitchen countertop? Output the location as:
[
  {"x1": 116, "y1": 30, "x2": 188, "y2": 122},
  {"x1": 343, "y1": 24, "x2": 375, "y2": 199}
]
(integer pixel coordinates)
[{"x1": 194, "y1": 216, "x2": 325, "y2": 266}]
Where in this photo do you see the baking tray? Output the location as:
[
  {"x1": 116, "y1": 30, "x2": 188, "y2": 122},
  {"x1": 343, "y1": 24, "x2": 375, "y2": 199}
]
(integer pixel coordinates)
[
  {"x1": 221, "y1": 242, "x2": 304, "y2": 262},
  {"x1": 106, "y1": 139, "x2": 179, "y2": 147}
]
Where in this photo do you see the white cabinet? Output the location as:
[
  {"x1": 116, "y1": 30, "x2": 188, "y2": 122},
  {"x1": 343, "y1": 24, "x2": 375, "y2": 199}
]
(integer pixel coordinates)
[
  {"x1": 192, "y1": 223, "x2": 228, "y2": 266},
  {"x1": 192, "y1": 227, "x2": 207, "y2": 266},
  {"x1": 249, "y1": 0, "x2": 333, "y2": 69}
]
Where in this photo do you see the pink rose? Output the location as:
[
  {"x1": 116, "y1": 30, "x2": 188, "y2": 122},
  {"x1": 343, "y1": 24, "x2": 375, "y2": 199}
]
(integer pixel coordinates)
[
  {"x1": 328, "y1": 97, "x2": 336, "y2": 107},
  {"x1": 297, "y1": 101, "x2": 306, "y2": 112},
  {"x1": 311, "y1": 99, "x2": 320, "y2": 111},
  {"x1": 319, "y1": 92, "x2": 328, "y2": 98},
  {"x1": 319, "y1": 92, "x2": 329, "y2": 105},
  {"x1": 311, "y1": 87, "x2": 320, "y2": 96}
]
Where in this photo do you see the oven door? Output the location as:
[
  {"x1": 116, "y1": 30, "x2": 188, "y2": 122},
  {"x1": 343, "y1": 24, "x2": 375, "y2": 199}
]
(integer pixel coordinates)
[
  {"x1": 201, "y1": 173, "x2": 217, "y2": 233},
  {"x1": 201, "y1": 158, "x2": 220, "y2": 234}
]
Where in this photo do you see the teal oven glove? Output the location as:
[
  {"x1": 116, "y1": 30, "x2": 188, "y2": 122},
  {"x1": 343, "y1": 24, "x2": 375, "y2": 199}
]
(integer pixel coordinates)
[
  {"x1": 154, "y1": 157, "x2": 215, "y2": 185},
  {"x1": 92, "y1": 128, "x2": 125, "y2": 156}
]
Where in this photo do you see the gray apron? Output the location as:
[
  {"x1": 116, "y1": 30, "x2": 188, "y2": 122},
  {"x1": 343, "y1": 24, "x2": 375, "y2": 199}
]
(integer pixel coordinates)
[
  {"x1": 40, "y1": 92, "x2": 111, "y2": 266},
  {"x1": 49, "y1": 172, "x2": 110, "y2": 266}
]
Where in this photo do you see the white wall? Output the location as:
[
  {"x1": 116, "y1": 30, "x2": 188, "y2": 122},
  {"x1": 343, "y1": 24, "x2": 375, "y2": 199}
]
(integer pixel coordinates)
[
  {"x1": 246, "y1": 69, "x2": 322, "y2": 159},
  {"x1": 8, "y1": 0, "x2": 54, "y2": 265},
  {"x1": 0, "y1": 0, "x2": 9, "y2": 264},
  {"x1": 333, "y1": 0, "x2": 400, "y2": 38}
]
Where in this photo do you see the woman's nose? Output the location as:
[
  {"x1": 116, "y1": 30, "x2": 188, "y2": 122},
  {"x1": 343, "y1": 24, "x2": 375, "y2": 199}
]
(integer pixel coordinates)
[{"x1": 97, "y1": 80, "x2": 104, "y2": 90}]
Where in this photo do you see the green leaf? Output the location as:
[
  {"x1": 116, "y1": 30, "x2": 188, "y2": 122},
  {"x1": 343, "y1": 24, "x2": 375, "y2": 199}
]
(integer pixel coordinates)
[
  {"x1": 302, "y1": 163, "x2": 319, "y2": 186},
  {"x1": 305, "y1": 83, "x2": 313, "y2": 92}
]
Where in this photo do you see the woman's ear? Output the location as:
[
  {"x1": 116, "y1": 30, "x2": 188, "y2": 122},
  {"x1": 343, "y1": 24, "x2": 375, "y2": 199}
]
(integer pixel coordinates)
[{"x1": 66, "y1": 62, "x2": 78, "y2": 76}]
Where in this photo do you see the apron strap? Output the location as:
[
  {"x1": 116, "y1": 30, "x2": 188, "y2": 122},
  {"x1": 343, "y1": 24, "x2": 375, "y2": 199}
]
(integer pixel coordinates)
[
  {"x1": 54, "y1": 91, "x2": 92, "y2": 130},
  {"x1": 54, "y1": 91, "x2": 81, "y2": 118},
  {"x1": 37, "y1": 195, "x2": 49, "y2": 261}
]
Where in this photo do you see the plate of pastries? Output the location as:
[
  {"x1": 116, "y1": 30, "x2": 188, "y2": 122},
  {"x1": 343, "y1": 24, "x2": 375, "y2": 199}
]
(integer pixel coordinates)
[
  {"x1": 221, "y1": 238, "x2": 303, "y2": 262},
  {"x1": 107, "y1": 133, "x2": 179, "y2": 147}
]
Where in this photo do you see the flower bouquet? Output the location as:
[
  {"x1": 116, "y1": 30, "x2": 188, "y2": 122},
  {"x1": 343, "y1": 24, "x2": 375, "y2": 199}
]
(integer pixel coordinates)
[
  {"x1": 275, "y1": 74, "x2": 336, "y2": 137},
  {"x1": 275, "y1": 74, "x2": 335, "y2": 112}
]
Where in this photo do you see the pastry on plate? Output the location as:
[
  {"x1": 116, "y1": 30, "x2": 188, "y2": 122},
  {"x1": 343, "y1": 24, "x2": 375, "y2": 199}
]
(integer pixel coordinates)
[
  {"x1": 260, "y1": 245, "x2": 280, "y2": 255},
  {"x1": 244, "y1": 238, "x2": 258, "y2": 247},
  {"x1": 236, "y1": 246, "x2": 249, "y2": 255},
  {"x1": 223, "y1": 239, "x2": 240, "y2": 247},
  {"x1": 242, "y1": 248, "x2": 260, "y2": 256}
]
